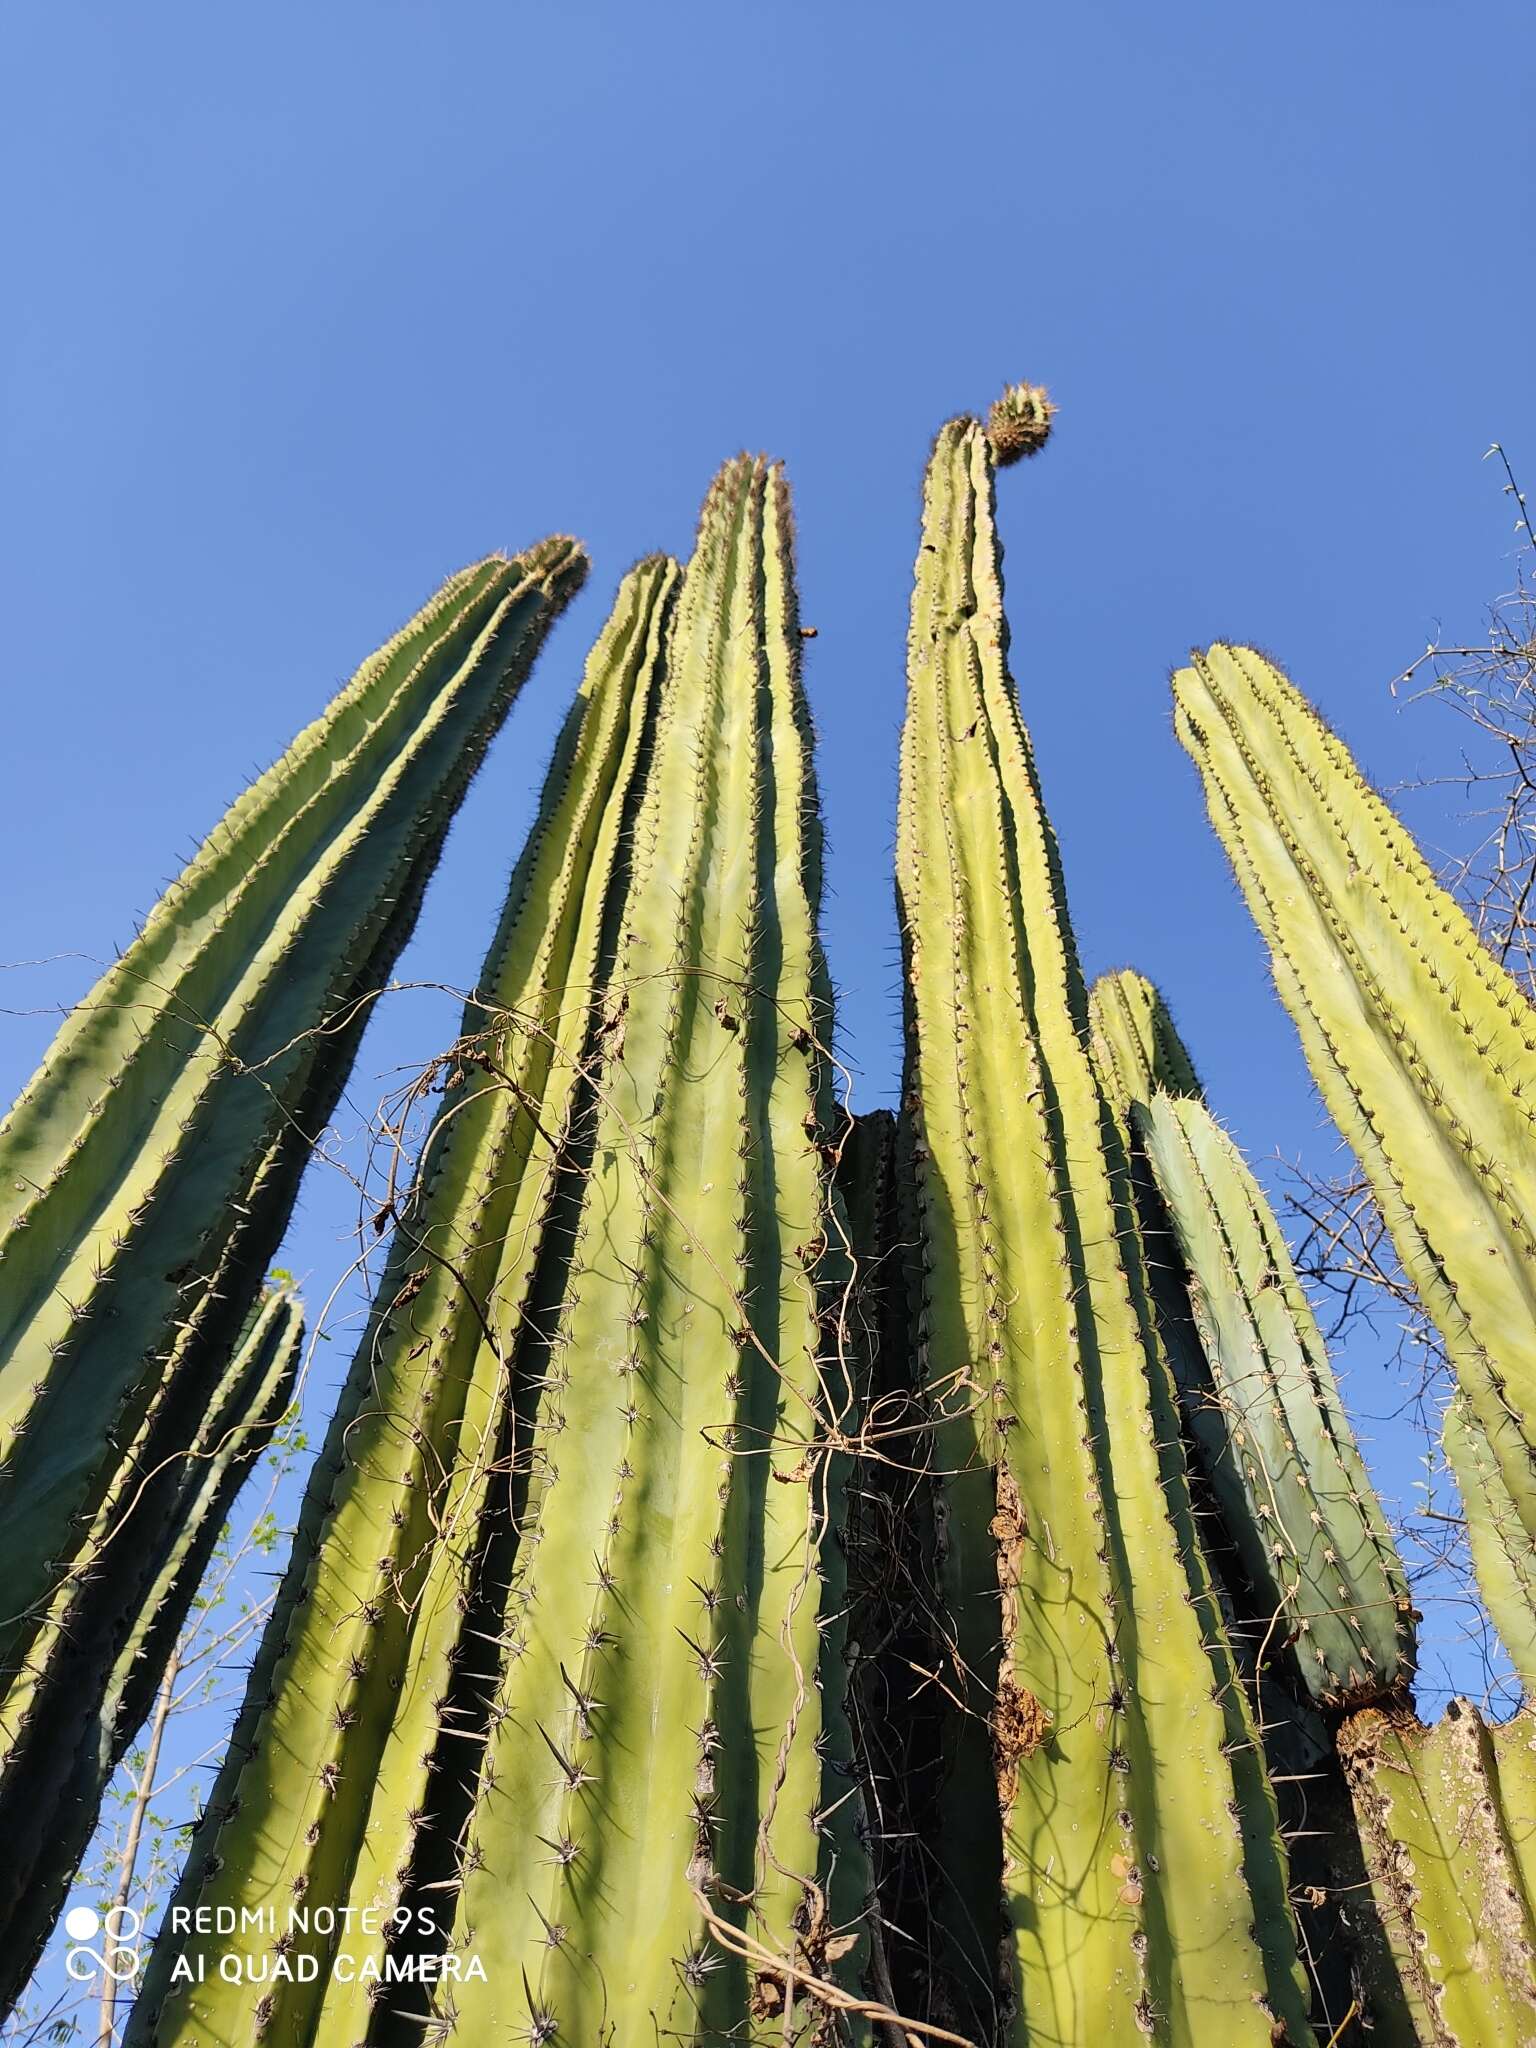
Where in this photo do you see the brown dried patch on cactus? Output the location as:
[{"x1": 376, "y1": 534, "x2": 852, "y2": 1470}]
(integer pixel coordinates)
[
  {"x1": 987, "y1": 381, "x2": 1055, "y2": 465},
  {"x1": 992, "y1": 1678, "x2": 1050, "y2": 1804}
]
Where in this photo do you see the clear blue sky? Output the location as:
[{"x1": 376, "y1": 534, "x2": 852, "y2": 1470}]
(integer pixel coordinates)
[{"x1": 2, "y1": 0, "x2": 1533, "y2": 1878}]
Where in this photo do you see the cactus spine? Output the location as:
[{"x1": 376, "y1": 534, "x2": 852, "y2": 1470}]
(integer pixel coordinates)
[
  {"x1": 1173, "y1": 644, "x2": 1536, "y2": 1577},
  {"x1": 0, "y1": 541, "x2": 583, "y2": 1998},
  {"x1": 896, "y1": 420, "x2": 1310, "y2": 2044},
  {"x1": 0, "y1": 1283, "x2": 302, "y2": 2013},
  {"x1": 131, "y1": 463, "x2": 870, "y2": 2046}
]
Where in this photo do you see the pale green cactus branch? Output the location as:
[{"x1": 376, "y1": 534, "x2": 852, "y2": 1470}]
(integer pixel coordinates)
[
  {"x1": 1443, "y1": 1392, "x2": 1536, "y2": 1697},
  {"x1": 897, "y1": 418, "x2": 1311, "y2": 2046},
  {"x1": 1174, "y1": 643, "x2": 1536, "y2": 1558},
  {"x1": 1339, "y1": 1699, "x2": 1536, "y2": 2045},
  {"x1": 126, "y1": 556, "x2": 675, "y2": 2046}
]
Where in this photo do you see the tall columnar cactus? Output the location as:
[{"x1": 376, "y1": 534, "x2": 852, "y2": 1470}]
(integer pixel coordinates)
[
  {"x1": 1173, "y1": 645, "x2": 1536, "y2": 1562},
  {"x1": 1135, "y1": 1089, "x2": 1414, "y2": 1706},
  {"x1": 0, "y1": 539, "x2": 583, "y2": 2001},
  {"x1": 1339, "y1": 1699, "x2": 1536, "y2": 2044},
  {"x1": 131, "y1": 463, "x2": 873, "y2": 2047},
  {"x1": 1442, "y1": 1393, "x2": 1536, "y2": 1695},
  {"x1": 897, "y1": 418, "x2": 1310, "y2": 2045},
  {"x1": 127, "y1": 555, "x2": 678, "y2": 2047},
  {"x1": 0, "y1": 1283, "x2": 303, "y2": 2013}
]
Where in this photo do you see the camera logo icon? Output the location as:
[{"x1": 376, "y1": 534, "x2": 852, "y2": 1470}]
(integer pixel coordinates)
[{"x1": 64, "y1": 1905, "x2": 143, "y2": 1984}]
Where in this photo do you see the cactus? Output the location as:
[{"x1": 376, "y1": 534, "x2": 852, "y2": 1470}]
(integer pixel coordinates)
[
  {"x1": 130, "y1": 463, "x2": 873, "y2": 2047},
  {"x1": 1173, "y1": 644, "x2": 1536, "y2": 1571},
  {"x1": 1088, "y1": 967, "x2": 1203, "y2": 1116},
  {"x1": 1089, "y1": 970, "x2": 1417, "y2": 2038},
  {"x1": 0, "y1": 1282, "x2": 302, "y2": 2013},
  {"x1": 1443, "y1": 1392, "x2": 1536, "y2": 1695},
  {"x1": 1134, "y1": 1090, "x2": 1414, "y2": 1706},
  {"x1": 897, "y1": 419, "x2": 1311, "y2": 2044},
  {"x1": 0, "y1": 541, "x2": 583, "y2": 2007},
  {"x1": 1339, "y1": 1699, "x2": 1536, "y2": 2043}
]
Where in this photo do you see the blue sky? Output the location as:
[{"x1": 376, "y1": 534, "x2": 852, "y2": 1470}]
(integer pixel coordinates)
[{"x1": 2, "y1": 1, "x2": 1534, "y2": 1978}]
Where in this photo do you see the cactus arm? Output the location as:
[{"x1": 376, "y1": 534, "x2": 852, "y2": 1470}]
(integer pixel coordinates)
[
  {"x1": 438, "y1": 460, "x2": 866, "y2": 2046},
  {"x1": 441, "y1": 475, "x2": 764, "y2": 2044},
  {"x1": 0, "y1": 1285, "x2": 302, "y2": 2016},
  {"x1": 1443, "y1": 1393, "x2": 1536, "y2": 1696},
  {"x1": 898, "y1": 421, "x2": 1307, "y2": 2045},
  {"x1": 1136, "y1": 1093, "x2": 1414, "y2": 1704},
  {"x1": 1087, "y1": 968, "x2": 1203, "y2": 1119},
  {"x1": 1340, "y1": 1702, "x2": 1536, "y2": 2044},
  {"x1": 0, "y1": 541, "x2": 586, "y2": 1720},
  {"x1": 1174, "y1": 644, "x2": 1536, "y2": 1548},
  {"x1": 124, "y1": 560, "x2": 668, "y2": 2047}
]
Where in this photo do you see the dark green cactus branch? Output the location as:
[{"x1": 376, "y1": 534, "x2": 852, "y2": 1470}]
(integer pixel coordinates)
[
  {"x1": 0, "y1": 1283, "x2": 302, "y2": 2015},
  {"x1": 1087, "y1": 968, "x2": 1203, "y2": 1122},
  {"x1": 897, "y1": 420, "x2": 1310, "y2": 2046},
  {"x1": 127, "y1": 555, "x2": 675, "y2": 2046},
  {"x1": 0, "y1": 543, "x2": 583, "y2": 2010},
  {"x1": 1174, "y1": 644, "x2": 1536, "y2": 1560},
  {"x1": 1131, "y1": 1085, "x2": 1415, "y2": 1707}
]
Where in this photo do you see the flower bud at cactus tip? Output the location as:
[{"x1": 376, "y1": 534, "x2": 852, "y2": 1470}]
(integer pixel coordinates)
[{"x1": 987, "y1": 381, "x2": 1056, "y2": 465}]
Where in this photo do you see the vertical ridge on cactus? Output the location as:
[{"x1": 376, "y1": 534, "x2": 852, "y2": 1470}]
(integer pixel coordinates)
[
  {"x1": 896, "y1": 420, "x2": 1310, "y2": 2045},
  {"x1": 1173, "y1": 643, "x2": 1536, "y2": 1567},
  {"x1": 0, "y1": 539, "x2": 584, "y2": 2000}
]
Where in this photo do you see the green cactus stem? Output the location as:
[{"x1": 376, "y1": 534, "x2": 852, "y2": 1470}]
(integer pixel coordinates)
[
  {"x1": 897, "y1": 419, "x2": 1310, "y2": 2046},
  {"x1": 1443, "y1": 1392, "x2": 1536, "y2": 1696},
  {"x1": 1173, "y1": 644, "x2": 1536, "y2": 1565},
  {"x1": 126, "y1": 554, "x2": 677, "y2": 2047},
  {"x1": 0, "y1": 1283, "x2": 302, "y2": 2015},
  {"x1": 1135, "y1": 1091, "x2": 1414, "y2": 1707},
  {"x1": 443, "y1": 459, "x2": 868, "y2": 2046},
  {"x1": 1339, "y1": 1699, "x2": 1536, "y2": 2044},
  {"x1": 131, "y1": 463, "x2": 871, "y2": 2048},
  {"x1": 0, "y1": 541, "x2": 583, "y2": 2007}
]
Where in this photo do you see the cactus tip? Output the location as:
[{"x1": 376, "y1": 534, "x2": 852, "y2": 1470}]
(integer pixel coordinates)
[{"x1": 987, "y1": 381, "x2": 1056, "y2": 465}]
